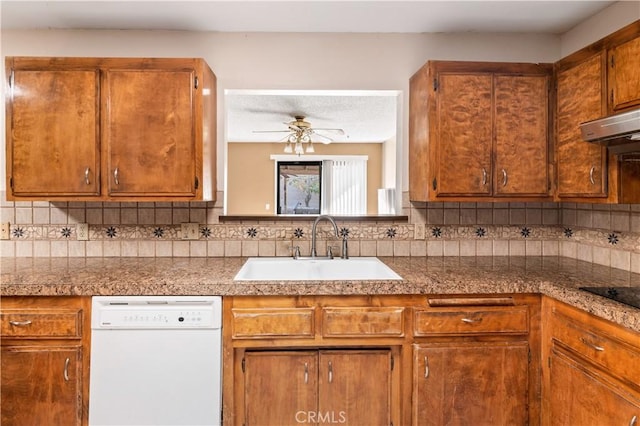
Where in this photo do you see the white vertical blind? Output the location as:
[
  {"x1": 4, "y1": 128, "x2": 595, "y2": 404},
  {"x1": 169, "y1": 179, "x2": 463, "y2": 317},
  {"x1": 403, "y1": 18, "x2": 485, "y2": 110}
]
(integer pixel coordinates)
[{"x1": 323, "y1": 159, "x2": 367, "y2": 215}]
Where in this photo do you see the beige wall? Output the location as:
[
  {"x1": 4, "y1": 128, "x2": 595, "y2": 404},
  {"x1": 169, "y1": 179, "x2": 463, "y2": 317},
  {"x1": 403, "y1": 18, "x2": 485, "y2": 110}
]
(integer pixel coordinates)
[{"x1": 227, "y1": 142, "x2": 382, "y2": 215}]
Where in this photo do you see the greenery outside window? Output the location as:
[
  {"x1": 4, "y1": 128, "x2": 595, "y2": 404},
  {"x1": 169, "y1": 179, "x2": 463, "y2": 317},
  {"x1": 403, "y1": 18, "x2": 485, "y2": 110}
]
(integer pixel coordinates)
[{"x1": 277, "y1": 161, "x2": 322, "y2": 214}]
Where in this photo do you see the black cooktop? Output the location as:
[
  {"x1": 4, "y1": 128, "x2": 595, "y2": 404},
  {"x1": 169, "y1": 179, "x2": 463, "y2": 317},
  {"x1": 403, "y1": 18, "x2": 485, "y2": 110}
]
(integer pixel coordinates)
[{"x1": 579, "y1": 286, "x2": 640, "y2": 310}]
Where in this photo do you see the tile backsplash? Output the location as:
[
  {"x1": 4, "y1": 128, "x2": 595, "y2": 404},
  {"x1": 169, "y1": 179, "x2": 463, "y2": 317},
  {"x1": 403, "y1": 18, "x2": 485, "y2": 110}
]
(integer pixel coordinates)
[{"x1": 1, "y1": 191, "x2": 639, "y2": 274}]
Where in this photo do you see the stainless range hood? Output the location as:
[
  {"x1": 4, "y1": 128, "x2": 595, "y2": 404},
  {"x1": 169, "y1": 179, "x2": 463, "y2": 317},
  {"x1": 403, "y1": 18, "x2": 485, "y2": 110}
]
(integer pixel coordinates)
[{"x1": 580, "y1": 108, "x2": 640, "y2": 155}]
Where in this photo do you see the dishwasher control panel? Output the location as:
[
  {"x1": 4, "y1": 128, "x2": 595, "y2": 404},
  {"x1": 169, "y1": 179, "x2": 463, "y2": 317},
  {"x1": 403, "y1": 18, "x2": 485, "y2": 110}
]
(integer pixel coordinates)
[{"x1": 92, "y1": 296, "x2": 222, "y2": 329}]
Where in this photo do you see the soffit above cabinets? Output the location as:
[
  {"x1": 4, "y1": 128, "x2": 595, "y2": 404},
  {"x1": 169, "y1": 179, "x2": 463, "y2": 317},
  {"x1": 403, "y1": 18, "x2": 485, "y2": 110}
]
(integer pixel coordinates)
[{"x1": 1, "y1": 1, "x2": 614, "y2": 34}]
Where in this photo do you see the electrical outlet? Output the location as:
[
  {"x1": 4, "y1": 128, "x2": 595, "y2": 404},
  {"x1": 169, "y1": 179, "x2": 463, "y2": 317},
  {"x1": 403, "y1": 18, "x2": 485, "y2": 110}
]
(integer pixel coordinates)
[
  {"x1": 0, "y1": 222, "x2": 10, "y2": 240},
  {"x1": 181, "y1": 223, "x2": 200, "y2": 240},
  {"x1": 414, "y1": 224, "x2": 425, "y2": 240},
  {"x1": 77, "y1": 223, "x2": 89, "y2": 241}
]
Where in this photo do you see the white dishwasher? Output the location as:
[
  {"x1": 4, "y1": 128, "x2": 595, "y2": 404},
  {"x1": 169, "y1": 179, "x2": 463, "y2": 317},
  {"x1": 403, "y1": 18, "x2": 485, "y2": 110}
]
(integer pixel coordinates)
[{"x1": 89, "y1": 296, "x2": 222, "y2": 426}]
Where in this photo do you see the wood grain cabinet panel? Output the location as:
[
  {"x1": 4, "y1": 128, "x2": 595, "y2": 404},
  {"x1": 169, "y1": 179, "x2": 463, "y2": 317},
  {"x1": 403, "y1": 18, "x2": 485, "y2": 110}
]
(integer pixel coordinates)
[
  {"x1": 409, "y1": 60, "x2": 552, "y2": 202},
  {"x1": 609, "y1": 35, "x2": 640, "y2": 112},
  {"x1": 231, "y1": 308, "x2": 315, "y2": 339},
  {"x1": 542, "y1": 297, "x2": 640, "y2": 426},
  {"x1": 242, "y1": 349, "x2": 391, "y2": 426},
  {"x1": 5, "y1": 57, "x2": 216, "y2": 201},
  {"x1": 321, "y1": 307, "x2": 404, "y2": 337},
  {"x1": 7, "y1": 68, "x2": 100, "y2": 197},
  {"x1": 555, "y1": 52, "x2": 609, "y2": 199},
  {"x1": 1, "y1": 309, "x2": 83, "y2": 338},
  {"x1": 548, "y1": 347, "x2": 640, "y2": 426},
  {"x1": 413, "y1": 342, "x2": 529, "y2": 426},
  {"x1": 414, "y1": 306, "x2": 529, "y2": 336}
]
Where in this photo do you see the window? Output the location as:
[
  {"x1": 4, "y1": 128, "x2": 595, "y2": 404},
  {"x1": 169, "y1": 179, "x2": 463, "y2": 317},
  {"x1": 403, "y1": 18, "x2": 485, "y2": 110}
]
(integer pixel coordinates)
[
  {"x1": 275, "y1": 156, "x2": 368, "y2": 216},
  {"x1": 277, "y1": 162, "x2": 322, "y2": 215}
]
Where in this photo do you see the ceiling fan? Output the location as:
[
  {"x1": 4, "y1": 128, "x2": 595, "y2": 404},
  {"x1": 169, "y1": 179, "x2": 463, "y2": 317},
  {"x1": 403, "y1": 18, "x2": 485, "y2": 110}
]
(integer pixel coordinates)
[{"x1": 253, "y1": 115, "x2": 346, "y2": 154}]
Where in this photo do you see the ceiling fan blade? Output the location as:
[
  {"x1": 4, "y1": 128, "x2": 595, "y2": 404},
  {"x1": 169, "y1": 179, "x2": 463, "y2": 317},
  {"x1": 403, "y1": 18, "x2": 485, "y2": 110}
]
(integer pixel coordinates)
[
  {"x1": 312, "y1": 128, "x2": 346, "y2": 135},
  {"x1": 312, "y1": 132, "x2": 334, "y2": 143},
  {"x1": 253, "y1": 130, "x2": 291, "y2": 133}
]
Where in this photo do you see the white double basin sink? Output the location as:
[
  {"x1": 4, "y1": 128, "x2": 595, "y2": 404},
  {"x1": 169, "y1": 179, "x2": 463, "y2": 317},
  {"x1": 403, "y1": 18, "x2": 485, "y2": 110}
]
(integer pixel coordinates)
[{"x1": 234, "y1": 257, "x2": 402, "y2": 281}]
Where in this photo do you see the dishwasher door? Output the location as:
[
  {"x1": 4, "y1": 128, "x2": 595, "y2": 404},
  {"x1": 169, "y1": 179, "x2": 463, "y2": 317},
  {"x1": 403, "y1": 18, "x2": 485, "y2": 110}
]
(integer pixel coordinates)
[{"x1": 89, "y1": 296, "x2": 222, "y2": 426}]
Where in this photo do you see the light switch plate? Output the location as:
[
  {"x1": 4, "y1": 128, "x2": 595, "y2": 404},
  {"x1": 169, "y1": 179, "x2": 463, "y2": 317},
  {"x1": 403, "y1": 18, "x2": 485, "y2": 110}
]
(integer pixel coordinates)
[
  {"x1": 181, "y1": 223, "x2": 200, "y2": 240},
  {"x1": 77, "y1": 223, "x2": 89, "y2": 240},
  {"x1": 0, "y1": 222, "x2": 10, "y2": 240},
  {"x1": 414, "y1": 224, "x2": 425, "y2": 240}
]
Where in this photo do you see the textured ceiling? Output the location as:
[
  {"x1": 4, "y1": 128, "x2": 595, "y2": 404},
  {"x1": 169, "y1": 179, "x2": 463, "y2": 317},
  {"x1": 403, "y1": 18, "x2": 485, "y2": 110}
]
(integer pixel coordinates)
[{"x1": 225, "y1": 90, "x2": 399, "y2": 143}]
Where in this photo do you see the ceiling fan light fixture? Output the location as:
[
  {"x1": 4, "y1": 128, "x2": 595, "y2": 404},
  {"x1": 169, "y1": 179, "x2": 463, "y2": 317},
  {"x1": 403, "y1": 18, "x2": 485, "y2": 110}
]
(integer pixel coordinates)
[
  {"x1": 305, "y1": 142, "x2": 315, "y2": 153},
  {"x1": 294, "y1": 141, "x2": 304, "y2": 155},
  {"x1": 283, "y1": 143, "x2": 293, "y2": 153}
]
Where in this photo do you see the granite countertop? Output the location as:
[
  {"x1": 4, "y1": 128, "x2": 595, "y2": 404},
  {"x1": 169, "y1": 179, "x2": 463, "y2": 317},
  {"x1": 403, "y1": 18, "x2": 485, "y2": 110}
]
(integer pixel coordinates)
[{"x1": 1, "y1": 256, "x2": 639, "y2": 333}]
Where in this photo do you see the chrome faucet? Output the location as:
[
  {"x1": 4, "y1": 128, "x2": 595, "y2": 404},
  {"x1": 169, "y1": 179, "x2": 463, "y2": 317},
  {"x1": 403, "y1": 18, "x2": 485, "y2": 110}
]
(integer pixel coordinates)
[{"x1": 311, "y1": 215, "x2": 339, "y2": 258}]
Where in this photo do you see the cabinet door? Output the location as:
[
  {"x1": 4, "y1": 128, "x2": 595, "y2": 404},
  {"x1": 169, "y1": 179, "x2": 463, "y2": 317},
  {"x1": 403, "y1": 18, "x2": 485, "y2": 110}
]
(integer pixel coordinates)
[
  {"x1": 548, "y1": 347, "x2": 640, "y2": 425},
  {"x1": 609, "y1": 36, "x2": 640, "y2": 113},
  {"x1": 318, "y1": 350, "x2": 391, "y2": 425},
  {"x1": 434, "y1": 73, "x2": 493, "y2": 196},
  {"x1": 8, "y1": 69, "x2": 100, "y2": 197},
  {"x1": 556, "y1": 53, "x2": 609, "y2": 198},
  {"x1": 413, "y1": 342, "x2": 529, "y2": 426},
  {"x1": 105, "y1": 68, "x2": 197, "y2": 197},
  {"x1": 495, "y1": 74, "x2": 549, "y2": 196},
  {"x1": 243, "y1": 351, "x2": 318, "y2": 426},
  {"x1": 1, "y1": 346, "x2": 82, "y2": 426}
]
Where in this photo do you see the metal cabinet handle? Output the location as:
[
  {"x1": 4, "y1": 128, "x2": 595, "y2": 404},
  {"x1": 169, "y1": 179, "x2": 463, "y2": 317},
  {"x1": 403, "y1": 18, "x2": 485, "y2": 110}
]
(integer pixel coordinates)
[
  {"x1": 424, "y1": 356, "x2": 430, "y2": 378},
  {"x1": 9, "y1": 320, "x2": 32, "y2": 326},
  {"x1": 461, "y1": 318, "x2": 480, "y2": 324},
  {"x1": 502, "y1": 169, "x2": 508, "y2": 187},
  {"x1": 589, "y1": 166, "x2": 596, "y2": 185},
  {"x1": 114, "y1": 167, "x2": 120, "y2": 185},
  {"x1": 328, "y1": 361, "x2": 333, "y2": 383},
  {"x1": 481, "y1": 168, "x2": 487, "y2": 186},
  {"x1": 580, "y1": 337, "x2": 604, "y2": 352},
  {"x1": 63, "y1": 358, "x2": 70, "y2": 381},
  {"x1": 304, "y1": 362, "x2": 309, "y2": 384},
  {"x1": 84, "y1": 167, "x2": 90, "y2": 185},
  {"x1": 630, "y1": 415, "x2": 637, "y2": 426}
]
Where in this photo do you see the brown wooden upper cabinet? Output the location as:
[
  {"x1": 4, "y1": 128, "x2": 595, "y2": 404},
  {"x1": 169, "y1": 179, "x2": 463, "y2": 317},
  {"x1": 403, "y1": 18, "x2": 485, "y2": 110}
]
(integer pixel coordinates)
[
  {"x1": 554, "y1": 21, "x2": 640, "y2": 203},
  {"x1": 409, "y1": 61, "x2": 552, "y2": 202},
  {"x1": 5, "y1": 57, "x2": 217, "y2": 201}
]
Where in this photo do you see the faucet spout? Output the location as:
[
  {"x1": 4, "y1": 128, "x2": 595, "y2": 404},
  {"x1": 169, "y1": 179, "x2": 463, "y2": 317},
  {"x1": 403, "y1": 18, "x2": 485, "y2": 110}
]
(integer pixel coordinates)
[{"x1": 311, "y1": 215, "x2": 339, "y2": 258}]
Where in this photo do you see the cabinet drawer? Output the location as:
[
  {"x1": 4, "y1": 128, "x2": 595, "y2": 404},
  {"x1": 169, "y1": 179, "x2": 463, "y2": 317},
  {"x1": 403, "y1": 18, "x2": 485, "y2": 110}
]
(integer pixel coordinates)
[
  {"x1": 322, "y1": 307, "x2": 405, "y2": 337},
  {"x1": 551, "y1": 311, "x2": 640, "y2": 388},
  {"x1": 1, "y1": 309, "x2": 83, "y2": 338},
  {"x1": 413, "y1": 306, "x2": 529, "y2": 336},
  {"x1": 231, "y1": 308, "x2": 315, "y2": 339}
]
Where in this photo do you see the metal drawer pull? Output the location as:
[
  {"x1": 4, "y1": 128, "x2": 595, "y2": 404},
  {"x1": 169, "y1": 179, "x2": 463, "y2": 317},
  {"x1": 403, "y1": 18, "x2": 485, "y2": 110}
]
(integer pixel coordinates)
[
  {"x1": 114, "y1": 167, "x2": 120, "y2": 185},
  {"x1": 589, "y1": 166, "x2": 596, "y2": 185},
  {"x1": 630, "y1": 415, "x2": 637, "y2": 426},
  {"x1": 461, "y1": 318, "x2": 480, "y2": 324},
  {"x1": 9, "y1": 320, "x2": 32, "y2": 326},
  {"x1": 580, "y1": 337, "x2": 604, "y2": 352},
  {"x1": 481, "y1": 168, "x2": 487, "y2": 186},
  {"x1": 502, "y1": 169, "x2": 508, "y2": 187},
  {"x1": 328, "y1": 361, "x2": 333, "y2": 383},
  {"x1": 63, "y1": 358, "x2": 70, "y2": 381},
  {"x1": 304, "y1": 362, "x2": 309, "y2": 384},
  {"x1": 424, "y1": 356, "x2": 429, "y2": 378},
  {"x1": 85, "y1": 167, "x2": 90, "y2": 185}
]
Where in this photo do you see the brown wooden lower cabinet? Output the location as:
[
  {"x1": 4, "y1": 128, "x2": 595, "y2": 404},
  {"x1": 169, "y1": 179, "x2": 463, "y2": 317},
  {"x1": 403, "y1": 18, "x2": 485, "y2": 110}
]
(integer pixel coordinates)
[
  {"x1": 1, "y1": 346, "x2": 83, "y2": 425},
  {"x1": 413, "y1": 341, "x2": 530, "y2": 426},
  {"x1": 548, "y1": 347, "x2": 640, "y2": 425},
  {"x1": 0, "y1": 296, "x2": 90, "y2": 426},
  {"x1": 242, "y1": 349, "x2": 391, "y2": 426}
]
